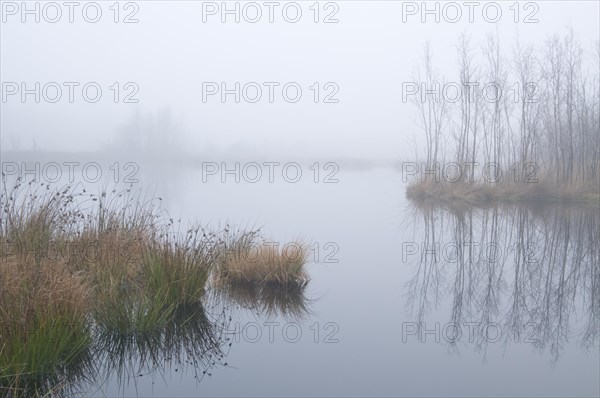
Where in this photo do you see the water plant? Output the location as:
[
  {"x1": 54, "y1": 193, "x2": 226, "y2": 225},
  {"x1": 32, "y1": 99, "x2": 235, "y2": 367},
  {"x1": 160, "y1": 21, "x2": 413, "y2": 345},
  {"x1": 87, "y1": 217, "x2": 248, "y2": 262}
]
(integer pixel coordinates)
[
  {"x1": 0, "y1": 177, "x2": 297, "y2": 396},
  {"x1": 215, "y1": 229, "x2": 309, "y2": 287}
]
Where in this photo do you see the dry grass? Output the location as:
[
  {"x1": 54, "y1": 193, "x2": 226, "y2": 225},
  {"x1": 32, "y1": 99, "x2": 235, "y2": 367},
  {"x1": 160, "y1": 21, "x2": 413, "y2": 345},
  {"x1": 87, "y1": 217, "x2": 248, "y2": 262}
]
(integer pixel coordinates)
[
  {"x1": 0, "y1": 181, "x2": 158, "y2": 392},
  {"x1": 406, "y1": 179, "x2": 600, "y2": 207},
  {"x1": 213, "y1": 239, "x2": 311, "y2": 318},
  {"x1": 0, "y1": 255, "x2": 90, "y2": 344},
  {"x1": 0, "y1": 178, "x2": 299, "y2": 395},
  {"x1": 0, "y1": 254, "x2": 92, "y2": 395},
  {"x1": 216, "y1": 241, "x2": 309, "y2": 286}
]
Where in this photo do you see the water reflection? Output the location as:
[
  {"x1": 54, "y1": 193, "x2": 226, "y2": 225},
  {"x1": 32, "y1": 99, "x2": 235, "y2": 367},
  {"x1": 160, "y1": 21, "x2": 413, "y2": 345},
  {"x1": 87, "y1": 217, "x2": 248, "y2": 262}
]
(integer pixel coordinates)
[
  {"x1": 87, "y1": 281, "x2": 312, "y2": 395},
  {"x1": 1, "y1": 337, "x2": 97, "y2": 398},
  {"x1": 214, "y1": 282, "x2": 312, "y2": 319},
  {"x1": 91, "y1": 301, "x2": 232, "y2": 394},
  {"x1": 3, "y1": 284, "x2": 312, "y2": 397},
  {"x1": 405, "y1": 202, "x2": 599, "y2": 361}
]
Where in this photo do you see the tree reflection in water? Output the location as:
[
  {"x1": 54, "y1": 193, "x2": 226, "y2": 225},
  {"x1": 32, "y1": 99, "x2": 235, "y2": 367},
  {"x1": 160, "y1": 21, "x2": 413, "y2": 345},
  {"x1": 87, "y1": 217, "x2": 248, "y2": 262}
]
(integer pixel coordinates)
[{"x1": 405, "y1": 202, "x2": 599, "y2": 361}]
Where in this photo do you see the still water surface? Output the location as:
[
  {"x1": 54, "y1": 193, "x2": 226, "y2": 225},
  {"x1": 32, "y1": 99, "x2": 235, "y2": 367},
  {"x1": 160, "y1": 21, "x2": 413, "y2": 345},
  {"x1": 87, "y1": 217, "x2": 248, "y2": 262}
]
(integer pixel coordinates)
[{"x1": 67, "y1": 166, "x2": 599, "y2": 397}]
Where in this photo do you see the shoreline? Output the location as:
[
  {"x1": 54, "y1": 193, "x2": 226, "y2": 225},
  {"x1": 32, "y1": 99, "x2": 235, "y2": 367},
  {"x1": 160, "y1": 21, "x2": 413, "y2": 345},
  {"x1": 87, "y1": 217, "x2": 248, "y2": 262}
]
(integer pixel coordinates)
[{"x1": 405, "y1": 180, "x2": 600, "y2": 208}]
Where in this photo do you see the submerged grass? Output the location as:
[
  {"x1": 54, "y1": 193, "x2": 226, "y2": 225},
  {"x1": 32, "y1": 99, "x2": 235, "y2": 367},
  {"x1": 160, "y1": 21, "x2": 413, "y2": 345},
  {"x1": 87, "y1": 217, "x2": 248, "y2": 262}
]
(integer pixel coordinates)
[{"x1": 0, "y1": 177, "x2": 305, "y2": 396}]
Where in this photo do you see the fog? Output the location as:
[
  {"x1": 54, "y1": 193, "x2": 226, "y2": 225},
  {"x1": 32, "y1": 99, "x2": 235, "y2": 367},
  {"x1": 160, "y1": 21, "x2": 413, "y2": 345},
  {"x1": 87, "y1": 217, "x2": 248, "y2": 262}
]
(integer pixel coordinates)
[
  {"x1": 2, "y1": 2, "x2": 600, "y2": 397},
  {"x1": 2, "y1": 1, "x2": 598, "y2": 163}
]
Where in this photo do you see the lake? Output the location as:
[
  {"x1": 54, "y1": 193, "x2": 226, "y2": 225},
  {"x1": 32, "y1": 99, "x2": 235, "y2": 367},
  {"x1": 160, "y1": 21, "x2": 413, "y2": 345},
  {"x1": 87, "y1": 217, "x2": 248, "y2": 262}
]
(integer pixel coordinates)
[{"x1": 49, "y1": 163, "x2": 597, "y2": 397}]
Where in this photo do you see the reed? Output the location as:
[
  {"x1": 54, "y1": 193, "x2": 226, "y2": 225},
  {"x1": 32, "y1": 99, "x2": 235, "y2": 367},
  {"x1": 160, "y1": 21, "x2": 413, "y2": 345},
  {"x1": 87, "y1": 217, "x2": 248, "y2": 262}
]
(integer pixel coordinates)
[
  {"x1": 216, "y1": 232, "x2": 309, "y2": 287},
  {"x1": 0, "y1": 255, "x2": 91, "y2": 396},
  {"x1": 0, "y1": 179, "x2": 277, "y2": 395}
]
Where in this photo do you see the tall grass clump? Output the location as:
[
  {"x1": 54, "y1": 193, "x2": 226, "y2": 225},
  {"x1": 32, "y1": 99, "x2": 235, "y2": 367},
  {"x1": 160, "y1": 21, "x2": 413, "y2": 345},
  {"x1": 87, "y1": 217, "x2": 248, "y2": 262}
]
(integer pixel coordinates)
[
  {"x1": 212, "y1": 229, "x2": 311, "y2": 317},
  {"x1": 0, "y1": 178, "x2": 168, "y2": 394},
  {"x1": 0, "y1": 178, "x2": 93, "y2": 396},
  {"x1": 92, "y1": 223, "x2": 220, "y2": 337},
  {"x1": 0, "y1": 178, "x2": 81, "y2": 260},
  {"x1": 0, "y1": 175, "x2": 309, "y2": 394},
  {"x1": 215, "y1": 228, "x2": 309, "y2": 287},
  {"x1": 0, "y1": 255, "x2": 92, "y2": 396},
  {"x1": 143, "y1": 225, "x2": 220, "y2": 307}
]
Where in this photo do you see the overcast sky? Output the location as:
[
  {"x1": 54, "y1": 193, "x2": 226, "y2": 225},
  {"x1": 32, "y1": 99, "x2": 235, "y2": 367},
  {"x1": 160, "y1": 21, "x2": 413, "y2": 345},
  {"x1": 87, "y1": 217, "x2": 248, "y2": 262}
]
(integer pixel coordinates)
[{"x1": 1, "y1": 0, "x2": 598, "y2": 161}]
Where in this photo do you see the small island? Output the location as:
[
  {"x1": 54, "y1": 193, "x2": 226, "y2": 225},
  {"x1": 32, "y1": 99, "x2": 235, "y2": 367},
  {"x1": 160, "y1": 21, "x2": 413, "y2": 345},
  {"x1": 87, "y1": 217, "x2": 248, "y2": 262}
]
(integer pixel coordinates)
[{"x1": 405, "y1": 31, "x2": 599, "y2": 208}]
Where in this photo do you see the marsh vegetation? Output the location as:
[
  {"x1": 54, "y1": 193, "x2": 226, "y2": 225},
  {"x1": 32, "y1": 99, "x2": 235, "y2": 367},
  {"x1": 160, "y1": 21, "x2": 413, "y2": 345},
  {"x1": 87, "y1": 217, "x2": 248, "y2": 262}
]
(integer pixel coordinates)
[{"x1": 0, "y1": 177, "x2": 310, "y2": 396}]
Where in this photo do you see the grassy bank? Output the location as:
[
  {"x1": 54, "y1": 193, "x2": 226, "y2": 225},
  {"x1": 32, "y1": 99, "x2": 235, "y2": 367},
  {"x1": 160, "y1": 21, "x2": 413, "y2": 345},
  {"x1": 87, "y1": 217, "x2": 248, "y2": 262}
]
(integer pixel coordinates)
[
  {"x1": 406, "y1": 179, "x2": 600, "y2": 207},
  {"x1": 0, "y1": 178, "x2": 309, "y2": 396}
]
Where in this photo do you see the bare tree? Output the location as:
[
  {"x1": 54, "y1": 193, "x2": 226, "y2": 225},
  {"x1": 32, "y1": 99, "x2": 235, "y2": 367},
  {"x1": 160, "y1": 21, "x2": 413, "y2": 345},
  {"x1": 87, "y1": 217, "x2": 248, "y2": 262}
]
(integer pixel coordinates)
[{"x1": 413, "y1": 42, "x2": 449, "y2": 175}]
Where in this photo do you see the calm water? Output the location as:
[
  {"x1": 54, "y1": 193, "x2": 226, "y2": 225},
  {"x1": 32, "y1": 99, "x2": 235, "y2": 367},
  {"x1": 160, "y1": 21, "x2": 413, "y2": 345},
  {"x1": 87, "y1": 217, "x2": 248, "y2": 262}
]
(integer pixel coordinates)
[{"x1": 55, "y1": 165, "x2": 599, "y2": 397}]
